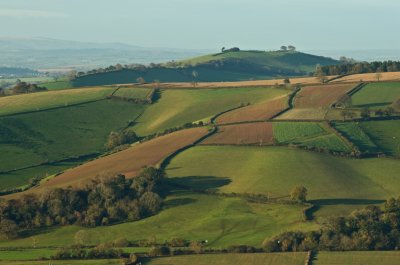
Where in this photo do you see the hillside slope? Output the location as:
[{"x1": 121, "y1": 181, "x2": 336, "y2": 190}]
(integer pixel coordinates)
[{"x1": 70, "y1": 50, "x2": 338, "y2": 87}]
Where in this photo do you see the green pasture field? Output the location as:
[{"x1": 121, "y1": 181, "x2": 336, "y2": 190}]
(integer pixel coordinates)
[
  {"x1": 0, "y1": 191, "x2": 316, "y2": 249},
  {"x1": 113, "y1": 87, "x2": 153, "y2": 100},
  {"x1": 133, "y1": 87, "x2": 288, "y2": 135},
  {"x1": 146, "y1": 253, "x2": 307, "y2": 265},
  {"x1": 40, "y1": 80, "x2": 73, "y2": 90},
  {"x1": 333, "y1": 122, "x2": 378, "y2": 153},
  {"x1": 314, "y1": 251, "x2": 400, "y2": 265},
  {"x1": 0, "y1": 86, "x2": 116, "y2": 116},
  {"x1": 0, "y1": 100, "x2": 145, "y2": 190},
  {"x1": 272, "y1": 122, "x2": 351, "y2": 152},
  {"x1": 359, "y1": 120, "x2": 400, "y2": 157},
  {"x1": 166, "y1": 146, "x2": 400, "y2": 217},
  {"x1": 0, "y1": 260, "x2": 120, "y2": 265},
  {"x1": 351, "y1": 82, "x2": 400, "y2": 108}
]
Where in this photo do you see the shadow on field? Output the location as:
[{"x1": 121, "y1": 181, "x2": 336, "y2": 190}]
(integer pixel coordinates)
[
  {"x1": 167, "y1": 176, "x2": 231, "y2": 191},
  {"x1": 163, "y1": 197, "x2": 197, "y2": 210},
  {"x1": 355, "y1": 102, "x2": 392, "y2": 108},
  {"x1": 310, "y1": 198, "x2": 386, "y2": 205},
  {"x1": 18, "y1": 226, "x2": 59, "y2": 239}
]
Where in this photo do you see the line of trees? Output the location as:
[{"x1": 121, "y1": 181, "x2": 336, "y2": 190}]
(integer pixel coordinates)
[
  {"x1": 0, "y1": 167, "x2": 165, "y2": 239},
  {"x1": 317, "y1": 61, "x2": 400, "y2": 76},
  {"x1": 263, "y1": 197, "x2": 400, "y2": 252}
]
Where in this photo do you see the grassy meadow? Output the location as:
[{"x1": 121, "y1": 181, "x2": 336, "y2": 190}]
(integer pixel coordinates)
[
  {"x1": 145, "y1": 253, "x2": 308, "y2": 265},
  {"x1": 0, "y1": 86, "x2": 116, "y2": 116},
  {"x1": 0, "y1": 191, "x2": 316, "y2": 248},
  {"x1": 351, "y1": 82, "x2": 400, "y2": 108},
  {"x1": 314, "y1": 251, "x2": 400, "y2": 265},
  {"x1": 0, "y1": 100, "x2": 145, "y2": 190},
  {"x1": 133, "y1": 87, "x2": 287, "y2": 135}
]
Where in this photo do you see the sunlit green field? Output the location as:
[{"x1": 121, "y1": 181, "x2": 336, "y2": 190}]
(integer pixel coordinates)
[{"x1": 351, "y1": 82, "x2": 400, "y2": 108}]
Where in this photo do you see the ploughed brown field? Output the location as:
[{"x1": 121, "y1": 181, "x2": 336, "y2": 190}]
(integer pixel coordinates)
[
  {"x1": 201, "y1": 122, "x2": 274, "y2": 145},
  {"x1": 294, "y1": 83, "x2": 356, "y2": 108},
  {"x1": 18, "y1": 128, "x2": 208, "y2": 193},
  {"x1": 332, "y1": 72, "x2": 400, "y2": 83},
  {"x1": 216, "y1": 96, "x2": 288, "y2": 124}
]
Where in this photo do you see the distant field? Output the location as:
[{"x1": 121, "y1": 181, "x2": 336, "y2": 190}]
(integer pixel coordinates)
[
  {"x1": 133, "y1": 87, "x2": 286, "y2": 135},
  {"x1": 315, "y1": 251, "x2": 400, "y2": 265},
  {"x1": 166, "y1": 146, "x2": 400, "y2": 201},
  {"x1": 295, "y1": 84, "x2": 356, "y2": 108},
  {"x1": 332, "y1": 72, "x2": 400, "y2": 83},
  {"x1": 273, "y1": 122, "x2": 326, "y2": 143},
  {"x1": 216, "y1": 96, "x2": 288, "y2": 124},
  {"x1": 0, "y1": 86, "x2": 116, "y2": 116},
  {"x1": 0, "y1": 260, "x2": 120, "y2": 265},
  {"x1": 0, "y1": 191, "x2": 316, "y2": 248},
  {"x1": 40, "y1": 80, "x2": 73, "y2": 90},
  {"x1": 0, "y1": 100, "x2": 145, "y2": 190},
  {"x1": 113, "y1": 86, "x2": 153, "y2": 99},
  {"x1": 359, "y1": 120, "x2": 400, "y2": 157},
  {"x1": 333, "y1": 122, "x2": 378, "y2": 153},
  {"x1": 146, "y1": 253, "x2": 307, "y2": 265},
  {"x1": 273, "y1": 122, "x2": 351, "y2": 152},
  {"x1": 0, "y1": 76, "x2": 54, "y2": 84},
  {"x1": 28, "y1": 127, "x2": 208, "y2": 190},
  {"x1": 140, "y1": 76, "x2": 336, "y2": 89},
  {"x1": 0, "y1": 248, "x2": 56, "y2": 261},
  {"x1": 202, "y1": 122, "x2": 274, "y2": 145},
  {"x1": 275, "y1": 108, "x2": 328, "y2": 120},
  {"x1": 351, "y1": 82, "x2": 400, "y2": 108}
]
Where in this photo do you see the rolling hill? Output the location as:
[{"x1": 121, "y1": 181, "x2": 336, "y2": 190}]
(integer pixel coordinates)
[{"x1": 67, "y1": 50, "x2": 339, "y2": 87}]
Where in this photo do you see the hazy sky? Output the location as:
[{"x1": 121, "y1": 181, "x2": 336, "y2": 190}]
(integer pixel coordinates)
[{"x1": 0, "y1": 0, "x2": 399, "y2": 50}]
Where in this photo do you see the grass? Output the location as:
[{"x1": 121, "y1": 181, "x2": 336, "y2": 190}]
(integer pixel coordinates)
[
  {"x1": 359, "y1": 120, "x2": 400, "y2": 157},
  {"x1": 351, "y1": 82, "x2": 400, "y2": 108},
  {"x1": 0, "y1": 86, "x2": 116, "y2": 116},
  {"x1": 0, "y1": 100, "x2": 145, "y2": 190},
  {"x1": 0, "y1": 248, "x2": 56, "y2": 261},
  {"x1": 145, "y1": 253, "x2": 307, "y2": 265},
  {"x1": 30, "y1": 127, "x2": 208, "y2": 190},
  {"x1": 113, "y1": 87, "x2": 153, "y2": 99},
  {"x1": 0, "y1": 77, "x2": 55, "y2": 84},
  {"x1": 40, "y1": 80, "x2": 73, "y2": 90},
  {"x1": 314, "y1": 251, "x2": 400, "y2": 265},
  {"x1": 166, "y1": 146, "x2": 400, "y2": 212},
  {"x1": 300, "y1": 134, "x2": 351, "y2": 152},
  {"x1": 273, "y1": 122, "x2": 326, "y2": 143},
  {"x1": 333, "y1": 122, "x2": 378, "y2": 153},
  {"x1": 0, "y1": 191, "x2": 316, "y2": 248},
  {"x1": 133, "y1": 87, "x2": 287, "y2": 135},
  {"x1": 0, "y1": 260, "x2": 120, "y2": 265}
]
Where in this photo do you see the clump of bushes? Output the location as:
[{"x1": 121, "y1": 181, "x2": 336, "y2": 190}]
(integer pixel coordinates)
[{"x1": 106, "y1": 129, "x2": 139, "y2": 150}]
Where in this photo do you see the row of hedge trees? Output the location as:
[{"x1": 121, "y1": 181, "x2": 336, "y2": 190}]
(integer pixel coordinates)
[
  {"x1": 263, "y1": 197, "x2": 400, "y2": 252},
  {"x1": 0, "y1": 167, "x2": 165, "y2": 239},
  {"x1": 317, "y1": 61, "x2": 400, "y2": 76}
]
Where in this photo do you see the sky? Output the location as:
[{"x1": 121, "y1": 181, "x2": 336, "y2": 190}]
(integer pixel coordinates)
[{"x1": 0, "y1": 0, "x2": 399, "y2": 50}]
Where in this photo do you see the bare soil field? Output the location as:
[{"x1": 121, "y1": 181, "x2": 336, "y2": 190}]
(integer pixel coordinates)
[
  {"x1": 295, "y1": 83, "x2": 356, "y2": 108},
  {"x1": 201, "y1": 122, "x2": 274, "y2": 145},
  {"x1": 216, "y1": 96, "x2": 288, "y2": 124},
  {"x1": 17, "y1": 128, "x2": 208, "y2": 192}
]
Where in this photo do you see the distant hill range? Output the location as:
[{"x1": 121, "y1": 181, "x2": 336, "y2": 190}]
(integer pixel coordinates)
[
  {"x1": 0, "y1": 37, "x2": 207, "y2": 71},
  {"x1": 71, "y1": 49, "x2": 339, "y2": 86},
  {"x1": 0, "y1": 67, "x2": 39, "y2": 78}
]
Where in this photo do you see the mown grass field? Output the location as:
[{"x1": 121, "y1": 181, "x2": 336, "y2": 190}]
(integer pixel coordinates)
[
  {"x1": 146, "y1": 253, "x2": 307, "y2": 265},
  {"x1": 332, "y1": 72, "x2": 400, "y2": 83},
  {"x1": 202, "y1": 122, "x2": 274, "y2": 145},
  {"x1": 0, "y1": 191, "x2": 316, "y2": 248},
  {"x1": 0, "y1": 248, "x2": 56, "y2": 261},
  {"x1": 351, "y1": 82, "x2": 400, "y2": 108},
  {"x1": 333, "y1": 122, "x2": 378, "y2": 153},
  {"x1": 359, "y1": 120, "x2": 400, "y2": 157},
  {"x1": 166, "y1": 146, "x2": 400, "y2": 217},
  {"x1": 113, "y1": 86, "x2": 153, "y2": 99},
  {"x1": 0, "y1": 260, "x2": 120, "y2": 265},
  {"x1": 272, "y1": 122, "x2": 351, "y2": 152},
  {"x1": 0, "y1": 100, "x2": 145, "y2": 191},
  {"x1": 314, "y1": 251, "x2": 400, "y2": 265},
  {"x1": 133, "y1": 87, "x2": 287, "y2": 135},
  {"x1": 216, "y1": 96, "x2": 288, "y2": 124},
  {"x1": 0, "y1": 86, "x2": 116, "y2": 116}
]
